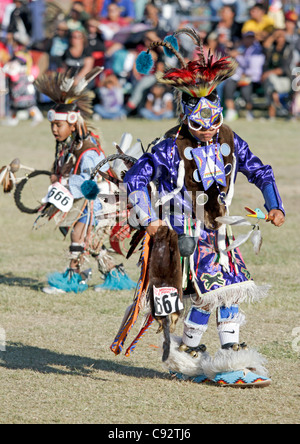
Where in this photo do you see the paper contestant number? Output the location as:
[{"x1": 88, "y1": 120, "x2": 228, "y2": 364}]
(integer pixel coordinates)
[
  {"x1": 44, "y1": 182, "x2": 74, "y2": 212},
  {"x1": 153, "y1": 286, "x2": 184, "y2": 316}
]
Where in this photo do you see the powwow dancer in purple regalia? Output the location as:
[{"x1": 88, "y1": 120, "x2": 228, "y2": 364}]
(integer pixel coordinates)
[{"x1": 111, "y1": 28, "x2": 285, "y2": 387}]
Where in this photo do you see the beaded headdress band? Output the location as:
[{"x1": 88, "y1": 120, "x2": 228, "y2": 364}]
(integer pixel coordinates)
[{"x1": 34, "y1": 67, "x2": 103, "y2": 138}]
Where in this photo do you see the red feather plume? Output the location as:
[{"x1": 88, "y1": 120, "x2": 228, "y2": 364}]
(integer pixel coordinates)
[{"x1": 158, "y1": 47, "x2": 237, "y2": 97}]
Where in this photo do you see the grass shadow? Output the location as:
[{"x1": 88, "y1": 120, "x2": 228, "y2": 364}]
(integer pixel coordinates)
[
  {"x1": 0, "y1": 342, "x2": 168, "y2": 381},
  {"x1": 0, "y1": 273, "x2": 43, "y2": 292}
]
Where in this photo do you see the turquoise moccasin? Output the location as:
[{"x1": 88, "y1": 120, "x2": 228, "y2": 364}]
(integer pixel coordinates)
[{"x1": 212, "y1": 369, "x2": 271, "y2": 388}]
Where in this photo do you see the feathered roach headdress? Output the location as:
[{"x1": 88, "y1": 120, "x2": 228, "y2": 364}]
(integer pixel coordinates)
[
  {"x1": 136, "y1": 27, "x2": 237, "y2": 99},
  {"x1": 34, "y1": 67, "x2": 103, "y2": 139},
  {"x1": 136, "y1": 28, "x2": 238, "y2": 130}
]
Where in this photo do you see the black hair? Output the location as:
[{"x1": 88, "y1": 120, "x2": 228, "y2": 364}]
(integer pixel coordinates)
[
  {"x1": 252, "y1": 3, "x2": 266, "y2": 11},
  {"x1": 54, "y1": 103, "x2": 78, "y2": 113},
  {"x1": 181, "y1": 91, "x2": 219, "y2": 107}
]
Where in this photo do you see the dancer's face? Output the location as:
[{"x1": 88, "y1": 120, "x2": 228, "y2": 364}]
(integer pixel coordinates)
[
  {"x1": 51, "y1": 121, "x2": 75, "y2": 142},
  {"x1": 183, "y1": 117, "x2": 219, "y2": 143}
]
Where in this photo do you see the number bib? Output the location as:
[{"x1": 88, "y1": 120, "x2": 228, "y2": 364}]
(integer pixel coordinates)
[
  {"x1": 153, "y1": 286, "x2": 184, "y2": 317},
  {"x1": 44, "y1": 182, "x2": 74, "y2": 213}
]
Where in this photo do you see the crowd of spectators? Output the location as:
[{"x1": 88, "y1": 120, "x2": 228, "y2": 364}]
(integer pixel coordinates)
[{"x1": 0, "y1": 0, "x2": 300, "y2": 124}]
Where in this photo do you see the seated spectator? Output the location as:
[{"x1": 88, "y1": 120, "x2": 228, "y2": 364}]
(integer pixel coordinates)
[
  {"x1": 262, "y1": 29, "x2": 294, "y2": 119},
  {"x1": 242, "y1": 3, "x2": 275, "y2": 42},
  {"x1": 98, "y1": 2, "x2": 136, "y2": 80},
  {"x1": 62, "y1": 29, "x2": 94, "y2": 82},
  {"x1": 86, "y1": 18, "x2": 105, "y2": 53},
  {"x1": 141, "y1": 3, "x2": 171, "y2": 38},
  {"x1": 138, "y1": 83, "x2": 174, "y2": 120},
  {"x1": 66, "y1": 1, "x2": 90, "y2": 31},
  {"x1": 6, "y1": 0, "x2": 32, "y2": 46},
  {"x1": 223, "y1": 31, "x2": 266, "y2": 121},
  {"x1": 48, "y1": 21, "x2": 69, "y2": 70},
  {"x1": 284, "y1": 10, "x2": 300, "y2": 118},
  {"x1": 204, "y1": 31, "x2": 225, "y2": 56},
  {"x1": 210, "y1": 0, "x2": 249, "y2": 24},
  {"x1": 98, "y1": 2, "x2": 128, "y2": 41},
  {"x1": 125, "y1": 31, "x2": 165, "y2": 114},
  {"x1": 100, "y1": 0, "x2": 135, "y2": 23},
  {"x1": 268, "y1": 0, "x2": 285, "y2": 29},
  {"x1": 211, "y1": 5, "x2": 243, "y2": 47},
  {"x1": 284, "y1": 10, "x2": 300, "y2": 51},
  {"x1": 93, "y1": 70, "x2": 126, "y2": 120}
]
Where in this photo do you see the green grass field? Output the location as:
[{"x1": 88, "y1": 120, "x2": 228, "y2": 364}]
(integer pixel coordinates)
[{"x1": 0, "y1": 117, "x2": 299, "y2": 424}]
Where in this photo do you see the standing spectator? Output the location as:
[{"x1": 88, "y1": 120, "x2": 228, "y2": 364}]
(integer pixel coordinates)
[
  {"x1": 62, "y1": 29, "x2": 94, "y2": 82},
  {"x1": 242, "y1": 3, "x2": 275, "y2": 42},
  {"x1": 138, "y1": 83, "x2": 174, "y2": 120},
  {"x1": 262, "y1": 28, "x2": 294, "y2": 119},
  {"x1": 223, "y1": 31, "x2": 266, "y2": 121},
  {"x1": 93, "y1": 70, "x2": 126, "y2": 119}
]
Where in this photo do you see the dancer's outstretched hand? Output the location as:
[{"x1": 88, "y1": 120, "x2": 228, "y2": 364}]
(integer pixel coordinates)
[{"x1": 267, "y1": 209, "x2": 285, "y2": 227}]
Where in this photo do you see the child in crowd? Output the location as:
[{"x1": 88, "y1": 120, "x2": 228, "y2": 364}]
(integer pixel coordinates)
[
  {"x1": 139, "y1": 84, "x2": 174, "y2": 120},
  {"x1": 94, "y1": 70, "x2": 126, "y2": 120}
]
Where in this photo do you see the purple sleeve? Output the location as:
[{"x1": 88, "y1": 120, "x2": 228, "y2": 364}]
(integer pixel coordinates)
[
  {"x1": 123, "y1": 153, "x2": 156, "y2": 194},
  {"x1": 123, "y1": 139, "x2": 174, "y2": 225},
  {"x1": 123, "y1": 138, "x2": 173, "y2": 193}
]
